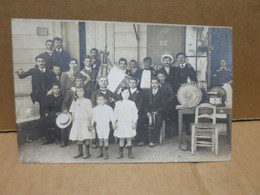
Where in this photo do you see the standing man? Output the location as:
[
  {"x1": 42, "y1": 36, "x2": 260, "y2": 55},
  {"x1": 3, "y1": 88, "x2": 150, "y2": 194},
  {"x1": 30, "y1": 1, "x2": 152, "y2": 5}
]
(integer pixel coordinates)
[
  {"x1": 17, "y1": 56, "x2": 56, "y2": 118},
  {"x1": 39, "y1": 40, "x2": 55, "y2": 70},
  {"x1": 90, "y1": 48, "x2": 101, "y2": 71},
  {"x1": 52, "y1": 37, "x2": 70, "y2": 72},
  {"x1": 80, "y1": 55, "x2": 98, "y2": 98},
  {"x1": 126, "y1": 60, "x2": 142, "y2": 79},
  {"x1": 137, "y1": 57, "x2": 157, "y2": 92},
  {"x1": 60, "y1": 58, "x2": 78, "y2": 97}
]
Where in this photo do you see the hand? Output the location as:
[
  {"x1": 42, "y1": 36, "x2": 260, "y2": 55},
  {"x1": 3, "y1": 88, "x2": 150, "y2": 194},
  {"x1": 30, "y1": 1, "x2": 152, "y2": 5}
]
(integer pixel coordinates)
[
  {"x1": 146, "y1": 112, "x2": 151, "y2": 118},
  {"x1": 17, "y1": 69, "x2": 24, "y2": 76},
  {"x1": 153, "y1": 111, "x2": 158, "y2": 116},
  {"x1": 47, "y1": 89, "x2": 52, "y2": 96},
  {"x1": 109, "y1": 97, "x2": 115, "y2": 102},
  {"x1": 63, "y1": 110, "x2": 68, "y2": 114}
]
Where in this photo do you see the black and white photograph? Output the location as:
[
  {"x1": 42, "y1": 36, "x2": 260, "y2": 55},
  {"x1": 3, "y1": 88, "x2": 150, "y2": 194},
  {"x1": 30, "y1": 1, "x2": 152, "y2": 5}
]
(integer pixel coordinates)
[{"x1": 12, "y1": 19, "x2": 232, "y2": 163}]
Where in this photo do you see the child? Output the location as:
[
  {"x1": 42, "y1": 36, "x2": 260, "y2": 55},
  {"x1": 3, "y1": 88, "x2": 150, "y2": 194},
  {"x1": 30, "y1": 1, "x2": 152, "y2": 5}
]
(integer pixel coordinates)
[
  {"x1": 113, "y1": 87, "x2": 138, "y2": 159},
  {"x1": 92, "y1": 94, "x2": 114, "y2": 159},
  {"x1": 69, "y1": 87, "x2": 95, "y2": 159}
]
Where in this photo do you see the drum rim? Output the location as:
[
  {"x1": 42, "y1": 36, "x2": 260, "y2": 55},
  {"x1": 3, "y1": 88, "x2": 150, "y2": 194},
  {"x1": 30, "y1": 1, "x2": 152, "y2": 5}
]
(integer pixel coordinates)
[{"x1": 177, "y1": 83, "x2": 202, "y2": 107}]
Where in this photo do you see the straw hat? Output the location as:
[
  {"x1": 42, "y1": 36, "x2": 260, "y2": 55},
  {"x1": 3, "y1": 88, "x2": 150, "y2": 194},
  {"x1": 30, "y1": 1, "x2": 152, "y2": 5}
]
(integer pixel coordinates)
[
  {"x1": 161, "y1": 54, "x2": 174, "y2": 64},
  {"x1": 56, "y1": 113, "x2": 72, "y2": 128}
]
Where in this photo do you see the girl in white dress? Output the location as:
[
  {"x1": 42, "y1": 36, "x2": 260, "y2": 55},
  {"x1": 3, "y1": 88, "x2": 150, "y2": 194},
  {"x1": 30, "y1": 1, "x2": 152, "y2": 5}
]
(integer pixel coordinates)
[
  {"x1": 69, "y1": 87, "x2": 95, "y2": 159},
  {"x1": 92, "y1": 94, "x2": 114, "y2": 159},
  {"x1": 113, "y1": 87, "x2": 138, "y2": 159}
]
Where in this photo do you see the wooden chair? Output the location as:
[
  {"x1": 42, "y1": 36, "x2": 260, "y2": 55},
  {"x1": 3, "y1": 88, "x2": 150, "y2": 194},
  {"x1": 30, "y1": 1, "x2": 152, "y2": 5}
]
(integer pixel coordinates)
[{"x1": 191, "y1": 103, "x2": 225, "y2": 155}]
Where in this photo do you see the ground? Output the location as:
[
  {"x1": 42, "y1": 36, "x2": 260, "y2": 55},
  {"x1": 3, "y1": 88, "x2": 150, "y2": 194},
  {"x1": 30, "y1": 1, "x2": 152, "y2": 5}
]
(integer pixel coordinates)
[{"x1": 18, "y1": 134, "x2": 231, "y2": 163}]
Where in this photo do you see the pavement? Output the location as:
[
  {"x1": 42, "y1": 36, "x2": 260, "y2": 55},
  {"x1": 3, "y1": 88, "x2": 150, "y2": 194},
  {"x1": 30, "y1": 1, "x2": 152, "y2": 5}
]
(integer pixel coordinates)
[{"x1": 18, "y1": 133, "x2": 231, "y2": 163}]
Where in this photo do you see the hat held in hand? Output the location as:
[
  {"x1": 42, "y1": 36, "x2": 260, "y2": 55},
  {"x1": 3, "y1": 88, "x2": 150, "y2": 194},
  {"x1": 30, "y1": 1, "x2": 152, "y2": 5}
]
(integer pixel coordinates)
[{"x1": 56, "y1": 113, "x2": 72, "y2": 128}]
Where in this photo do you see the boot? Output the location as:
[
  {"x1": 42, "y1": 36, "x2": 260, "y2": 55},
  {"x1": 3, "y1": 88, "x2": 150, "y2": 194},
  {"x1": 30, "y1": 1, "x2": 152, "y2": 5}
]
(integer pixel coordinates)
[
  {"x1": 117, "y1": 147, "x2": 124, "y2": 159},
  {"x1": 83, "y1": 144, "x2": 91, "y2": 159},
  {"x1": 60, "y1": 140, "x2": 66, "y2": 147},
  {"x1": 74, "y1": 144, "x2": 83, "y2": 158},
  {"x1": 104, "y1": 146, "x2": 109, "y2": 160},
  {"x1": 127, "y1": 145, "x2": 134, "y2": 159},
  {"x1": 96, "y1": 146, "x2": 103, "y2": 158}
]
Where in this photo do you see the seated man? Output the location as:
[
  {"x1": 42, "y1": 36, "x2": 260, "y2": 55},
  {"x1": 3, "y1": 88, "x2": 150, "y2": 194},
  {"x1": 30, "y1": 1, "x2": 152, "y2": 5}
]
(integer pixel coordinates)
[
  {"x1": 41, "y1": 83, "x2": 64, "y2": 145},
  {"x1": 143, "y1": 77, "x2": 165, "y2": 147}
]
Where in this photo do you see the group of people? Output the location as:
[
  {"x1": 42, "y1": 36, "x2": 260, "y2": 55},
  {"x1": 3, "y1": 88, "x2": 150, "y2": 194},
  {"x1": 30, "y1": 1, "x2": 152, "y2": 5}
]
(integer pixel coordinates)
[{"x1": 17, "y1": 37, "x2": 200, "y2": 160}]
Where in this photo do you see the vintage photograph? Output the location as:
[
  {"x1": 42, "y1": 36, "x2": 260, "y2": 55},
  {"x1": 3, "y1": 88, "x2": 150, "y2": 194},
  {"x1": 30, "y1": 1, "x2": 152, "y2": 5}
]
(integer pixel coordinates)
[{"x1": 12, "y1": 19, "x2": 232, "y2": 163}]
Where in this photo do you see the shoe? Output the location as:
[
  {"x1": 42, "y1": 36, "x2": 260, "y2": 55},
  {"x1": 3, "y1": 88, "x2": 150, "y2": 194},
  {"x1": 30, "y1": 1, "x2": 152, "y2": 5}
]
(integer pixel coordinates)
[
  {"x1": 149, "y1": 142, "x2": 156, "y2": 147},
  {"x1": 137, "y1": 142, "x2": 145, "y2": 146},
  {"x1": 74, "y1": 145, "x2": 83, "y2": 158},
  {"x1": 91, "y1": 143, "x2": 98, "y2": 149},
  {"x1": 60, "y1": 140, "x2": 66, "y2": 147},
  {"x1": 117, "y1": 147, "x2": 124, "y2": 159},
  {"x1": 127, "y1": 145, "x2": 134, "y2": 159},
  {"x1": 103, "y1": 147, "x2": 109, "y2": 160},
  {"x1": 83, "y1": 145, "x2": 91, "y2": 159},
  {"x1": 96, "y1": 146, "x2": 103, "y2": 158}
]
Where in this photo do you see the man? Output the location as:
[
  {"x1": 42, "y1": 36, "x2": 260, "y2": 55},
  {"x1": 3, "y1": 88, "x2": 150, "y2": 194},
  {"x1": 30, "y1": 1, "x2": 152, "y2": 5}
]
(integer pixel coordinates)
[
  {"x1": 42, "y1": 83, "x2": 64, "y2": 145},
  {"x1": 52, "y1": 65, "x2": 61, "y2": 83},
  {"x1": 175, "y1": 52, "x2": 197, "y2": 91},
  {"x1": 157, "y1": 54, "x2": 178, "y2": 94},
  {"x1": 126, "y1": 60, "x2": 142, "y2": 78},
  {"x1": 60, "y1": 58, "x2": 78, "y2": 97},
  {"x1": 17, "y1": 56, "x2": 56, "y2": 118},
  {"x1": 39, "y1": 40, "x2": 55, "y2": 70},
  {"x1": 52, "y1": 37, "x2": 70, "y2": 72},
  {"x1": 80, "y1": 55, "x2": 98, "y2": 98},
  {"x1": 90, "y1": 48, "x2": 101, "y2": 71},
  {"x1": 143, "y1": 77, "x2": 165, "y2": 147},
  {"x1": 61, "y1": 74, "x2": 84, "y2": 147},
  {"x1": 128, "y1": 77, "x2": 146, "y2": 146},
  {"x1": 175, "y1": 52, "x2": 197, "y2": 135},
  {"x1": 91, "y1": 77, "x2": 117, "y2": 108},
  {"x1": 137, "y1": 57, "x2": 157, "y2": 91},
  {"x1": 212, "y1": 59, "x2": 232, "y2": 86},
  {"x1": 118, "y1": 58, "x2": 128, "y2": 74}
]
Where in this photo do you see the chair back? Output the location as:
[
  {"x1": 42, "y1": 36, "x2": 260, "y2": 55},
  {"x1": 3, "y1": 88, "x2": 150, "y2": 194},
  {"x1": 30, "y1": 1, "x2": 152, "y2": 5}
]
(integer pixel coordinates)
[{"x1": 195, "y1": 103, "x2": 216, "y2": 124}]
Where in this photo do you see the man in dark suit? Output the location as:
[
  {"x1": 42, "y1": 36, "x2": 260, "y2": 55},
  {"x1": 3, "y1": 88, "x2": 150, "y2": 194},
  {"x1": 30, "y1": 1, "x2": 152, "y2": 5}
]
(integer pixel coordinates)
[
  {"x1": 60, "y1": 58, "x2": 78, "y2": 97},
  {"x1": 128, "y1": 77, "x2": 146, "y2": 146},
  {"x1": 17, "y1": 56, "x2": 56, "y2": 118},
  {"x1": 80, "y1": 55, "x2": 98, "y2": 98},
  {"x1": 144, "y1": 77, "x2": 165, "y2": 147},
  {"x1": 136, "y1": 57, "x2": 157, "y2": 92},
  {"x1": 91, "y1": 77, "x2": 117, "y2": 108},
  {"x1": 90, "y1": 48, "x2": 101, "y2": 71},
  {"x1": 39, "y1": 40, "x2": 55, "y2": 70},
  {"x1": 52, "y1": 37, "x2": 70, "y2": 72},
  {"x1": 126, "y1": 60, "x2": 143, "y2": 79},
  {"x1": 41, "y1": 83, "x2": 64, "y2": 145}
]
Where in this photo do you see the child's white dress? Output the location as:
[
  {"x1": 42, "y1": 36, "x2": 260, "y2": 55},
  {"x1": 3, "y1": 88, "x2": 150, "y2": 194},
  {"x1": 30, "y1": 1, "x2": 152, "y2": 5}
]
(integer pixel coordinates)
[
  {"x1": 113, "y1": 100, "x2": 138, "y2": 138},
  {"x1": 69, "y1": 98, "x2": 95, "y2": 141},
  {"x1": 92, "y1": 104, "x2": 114, "y2": 139}
]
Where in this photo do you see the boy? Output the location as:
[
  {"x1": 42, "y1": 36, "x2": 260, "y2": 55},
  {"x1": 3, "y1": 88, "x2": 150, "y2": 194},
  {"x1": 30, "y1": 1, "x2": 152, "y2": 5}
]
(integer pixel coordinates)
[
  {"x1": 143, "y1": 77, "x2": 165, "y2": 147},
  {"x1": 92, "y1": 94, "x2": 114, "y2": 159}
]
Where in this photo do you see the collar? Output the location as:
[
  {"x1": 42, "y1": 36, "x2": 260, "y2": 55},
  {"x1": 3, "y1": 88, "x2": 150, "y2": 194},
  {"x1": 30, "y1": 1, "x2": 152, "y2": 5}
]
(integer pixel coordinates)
[
  {"x1": 130, "y1": 88, "x2": 137, "y2": 94},
  {"x1": 56, "y1": 48, "x2": 62, "y2": 53},
  {"x1": 47, "y1": 50, "x2": 53, "y2": 55},
  {"x1": 70, "y1": 69, "x2": 76, "y2": 74},
  {"x1": 84, "y1": 66, "x2": 92, "y2": 71},
  {"x1": 53, "y1": 94, "x2": 60, "y2": 97},
  {"x1": 180, "y1": 64, "x2": 186, "y2": 69},
  {"x1": 39, "y1": 67, "x2": 46, "y2": 73},
  {"x1": 152, "y1": 88, "x2": 158, "y2": 94}
]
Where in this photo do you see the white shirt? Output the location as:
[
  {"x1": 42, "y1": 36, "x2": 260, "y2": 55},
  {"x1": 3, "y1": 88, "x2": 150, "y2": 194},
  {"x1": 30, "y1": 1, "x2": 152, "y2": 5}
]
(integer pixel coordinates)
[
  {"x1": 152, "y1": 88, "x2": 158, "y2": 95},
  {"x1": 56, "y1": 48, "x2": 63, "y2": 53},
  {"x1": 130, "y1": 88, "x2": 137, "y2": 94},
  {"x1": 47, "y1": 50, "x2": 53, "y2": 56},
  {"x1": 180, "y1": 64, "x2": 186, "y2": 69},
  {"x1": 165, "y1": 66, "x2": 170, "y2": 74},
  {"x1": 84, "y1": 67, "x2": 92, "y2": 72},
  {"x1": 39, "y1": 67, "x2": 46, "y2": 73}
]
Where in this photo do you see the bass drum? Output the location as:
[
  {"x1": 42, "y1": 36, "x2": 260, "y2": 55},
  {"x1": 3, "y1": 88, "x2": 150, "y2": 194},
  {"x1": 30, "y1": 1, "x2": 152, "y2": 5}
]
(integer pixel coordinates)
[{"x1": 177, "y1": 83, "x2": 202, "y2": 107}]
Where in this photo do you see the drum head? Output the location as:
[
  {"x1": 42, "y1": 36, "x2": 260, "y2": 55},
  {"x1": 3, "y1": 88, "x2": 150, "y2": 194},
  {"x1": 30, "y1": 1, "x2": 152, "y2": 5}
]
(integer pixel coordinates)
[{"x1": 177, "y1": 83, "x2": 202, "y2": 107}]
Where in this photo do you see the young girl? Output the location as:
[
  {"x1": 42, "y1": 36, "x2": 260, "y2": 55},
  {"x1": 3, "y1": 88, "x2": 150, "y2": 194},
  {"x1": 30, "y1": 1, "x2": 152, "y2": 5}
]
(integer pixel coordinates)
[
  {"x1": 92, "y1": 94, "x2": 114, "y2": 159},
  {"x1": 113, "y1": 87, "x2": 138, "y2": 159},
  {"x1": 69, "y1": 87, "x2": 95, "y2": 159}
]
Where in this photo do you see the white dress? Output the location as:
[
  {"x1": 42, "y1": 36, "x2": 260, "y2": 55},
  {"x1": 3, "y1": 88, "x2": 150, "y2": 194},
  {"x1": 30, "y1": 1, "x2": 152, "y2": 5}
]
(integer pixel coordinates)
[
  {"x1": 92, "y1": 104, "x2": 114, "y2": 139},
  {"x1": 69, "y1": 98, "x2": 95, "y2": 141},
  {"x1": 113, "y1": 100, "x2": 138, "y2": 138}
]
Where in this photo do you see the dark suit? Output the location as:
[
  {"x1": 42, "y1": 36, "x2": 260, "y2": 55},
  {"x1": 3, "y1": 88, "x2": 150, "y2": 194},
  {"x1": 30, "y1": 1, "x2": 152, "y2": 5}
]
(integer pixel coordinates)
[
  {"x1": 126, "y1": 68, "x2": 143, "y2": 79},
  {"x1": 157, "y1": 66, "x2": 178, "y2": 94},
  {"x1": 17, "y1": 67, "x2": 56, "y2": 117},
  {"x1": 91, "y1": 58, "x2": 101, "y2": 71},
  {"x1": 39, "y1": 51, "x2": 55, "y2": 70},
  {"x1": 60, "y1": 71, "x2": 77, "y2": 97},
  {"x1": 80, "y1": 67, "x2": 98, "y2": 95},
  {"x1": 41, "y1": 94, "x2": 64, "y2": 142},
  {"x1": 144, "y1": 88, "x2": 165, "y2": 143},
  {"x1": 52, "y1": 49, "x2": 70, "y2": 72},
  {"x1": 91, "y1": 89, "x2": 118, "y2": 108},
  {"x1": 175, "y1": 63, "x2": 197, "y2": 91}
]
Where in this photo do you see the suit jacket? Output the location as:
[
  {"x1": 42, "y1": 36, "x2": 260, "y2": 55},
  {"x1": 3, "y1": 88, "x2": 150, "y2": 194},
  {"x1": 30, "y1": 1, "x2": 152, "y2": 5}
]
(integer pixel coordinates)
[
  {"x1": 175, "y1": 63, "x2": 197, "y2": 91},
  {"x1": 17, "y1": 67, "x2": 56, "y2": 103},
  {"x1": 129, "y1": 89, "x2": 144, "y2": 115},
  {"x1": 143, "y1": 88, "x2": 165, "y2": 115},
  {"x1": 159, "y1": 82, "x2": 175, "y2": 107},
  {"x1": 44, "y1": 94, "x2": 63, "y2": 123},
  {"x1": 62, "y1": 88, "x2": 76, "y2": 112},
  {"x1": 80, "y1": 67, "x2": 98, "y2": 85},
  {"x1": 92, "y1": 58, "x2": 101, "y2": 71},
  {"x1": 52, "y1": 49, "x2": 70, "y2": 72},
  {"x1": 157, "y1": 66, "x2": 178, "y2": 94},
  {"x1": 39, "y1": 51, "x2": 55, "y2": 70},
  {"x1": 60, "y1": 71, "x2": 77, "y2": 97},
  {"x1": 126, "y1": 68, "x2": 143, "y2": 79},
  {"x1": 91, "y1": 89, "x2": 118, "y2": 108}
]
